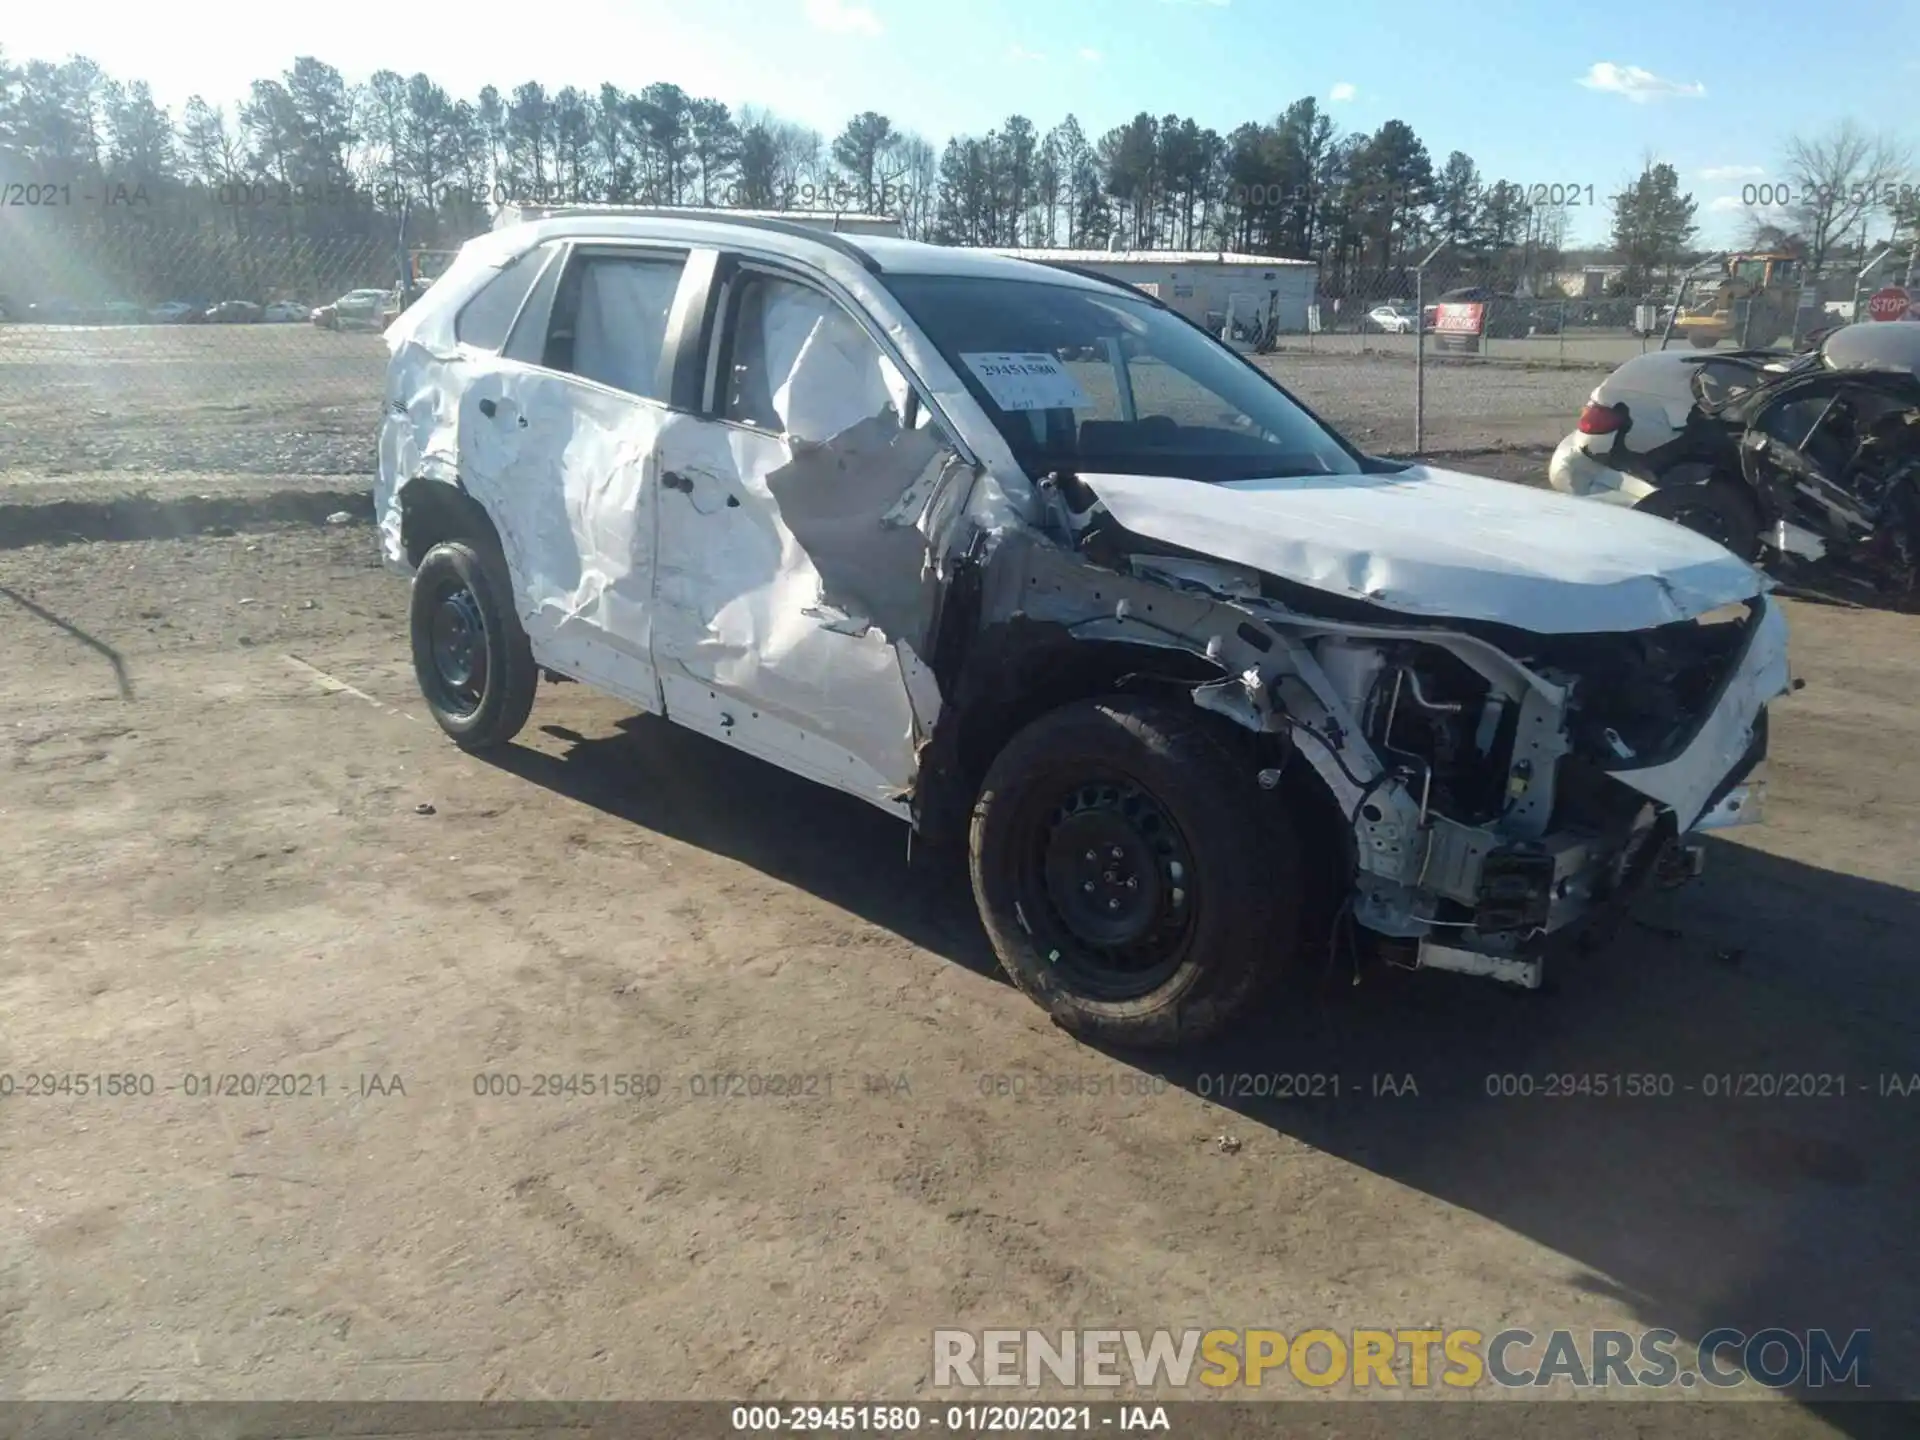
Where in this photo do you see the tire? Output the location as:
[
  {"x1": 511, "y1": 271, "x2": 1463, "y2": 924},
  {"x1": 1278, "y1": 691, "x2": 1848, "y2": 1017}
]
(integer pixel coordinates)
[
  {"x1": 968, "y1": 697, "x2": 1303, "y2": 1049},
  {"x1": 409, "y1": 539, "x2": 538, "y2": 750},
  {"x1": 1634, "y1": 479, "x2": 1762, "y2": 560},
  {"x1": 1688, "y1": 333, "x2": 1719, "y2": 349}
]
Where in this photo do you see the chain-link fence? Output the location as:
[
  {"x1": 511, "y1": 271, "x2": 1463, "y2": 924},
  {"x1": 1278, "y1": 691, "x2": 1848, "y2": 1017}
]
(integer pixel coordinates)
[
  {"x1": 0, "y1": 216, "x2": 1665, "y2": 488},
  {"x1": 0, "y1": 226, "x2": 415, "y2": 489}
]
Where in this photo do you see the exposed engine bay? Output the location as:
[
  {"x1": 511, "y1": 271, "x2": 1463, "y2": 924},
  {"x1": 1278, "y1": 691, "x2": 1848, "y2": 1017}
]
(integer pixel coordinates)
[
  {"x1": 1738, "y1": 373, "x2": 1920, "y2": 599},
  {"x1": 932, "y1": 468, "x2": 1788, "y2": 989}
]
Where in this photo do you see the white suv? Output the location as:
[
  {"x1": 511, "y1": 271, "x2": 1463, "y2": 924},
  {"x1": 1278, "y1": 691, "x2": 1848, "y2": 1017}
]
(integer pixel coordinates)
[{"x1": 378, "y1": 211, "x2": 1789, "y2": 1048}]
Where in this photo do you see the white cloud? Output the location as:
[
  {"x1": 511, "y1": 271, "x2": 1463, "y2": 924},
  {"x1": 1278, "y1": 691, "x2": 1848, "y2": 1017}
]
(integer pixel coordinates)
[
  {"x1": 1712, "y1": 192, "x2": 1785, "y2": 213},
  {"x1": 1007, "y1": 44, "x2": 1046, "y2": 61},
  {"x1": 1328, "y1": 81, "x2": 1357, "y2": 102},
  {"x1": 1079, "y1": 47, "x2": 1104, "y2": 63},
  {"x1": 803, "y1": 0, "x2": 882, "y2": 36},
  {"x1": 1577, "y1": 62, "x2": 1706, "y2": 101},
  {"x1": 1697, "y1": 164, "x2": 1765, "y2": 182}
]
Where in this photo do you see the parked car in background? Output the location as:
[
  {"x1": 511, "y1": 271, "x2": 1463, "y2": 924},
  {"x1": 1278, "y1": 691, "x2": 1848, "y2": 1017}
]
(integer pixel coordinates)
[
  {"x1": 100, "y1": 301, "x2": 145, "y2": 325},
  {"x1": 26, "y1": 299, "x2": 79, "y2": 323},
  {"x1": 379, "y1": 213, "x2": 1788, "y2": 1047},
  {"x1": 205, "y1": 300, "x2": 262, "y2": 323},
  {"x1": 1365, "y1": 304, "x2": 1417, "y2": 334},
  {"x1": 148, "y1": 300, "x2": 202, "y2": 323},
  {"x1": 262, "y1": 301, "x2": 309, "y2": 322},
  {"x1": 318, "y1": 288, "x2": 397, "y2": 331}
]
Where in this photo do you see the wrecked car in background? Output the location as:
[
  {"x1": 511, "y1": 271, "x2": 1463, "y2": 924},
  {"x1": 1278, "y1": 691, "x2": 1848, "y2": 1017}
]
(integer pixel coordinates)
[
  {"x1": 378, "y1": 213, "x2": 1792, "y2": 1048},
  {"x1": 1549, "y1": 323, "x2": 1920, "y2": 604}
]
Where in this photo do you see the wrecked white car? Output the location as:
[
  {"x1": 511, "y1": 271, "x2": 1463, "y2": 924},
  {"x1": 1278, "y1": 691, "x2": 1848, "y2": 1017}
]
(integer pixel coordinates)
[{"x1": 378, "y1": 213, "x2": 1791, "y2": 1048}]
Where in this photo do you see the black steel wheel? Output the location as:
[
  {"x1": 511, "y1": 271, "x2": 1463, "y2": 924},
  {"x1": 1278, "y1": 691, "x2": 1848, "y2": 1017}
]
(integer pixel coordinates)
[
  {"x1": 1033, "y1": 775, "x2": 1198, "y2": 1000},
  {"x1": 970, "y1": 697, "x2": 1303, "y2": 1049},
  {"x1": 409, "y1": 539, "x2": 538, "y2": 750}
]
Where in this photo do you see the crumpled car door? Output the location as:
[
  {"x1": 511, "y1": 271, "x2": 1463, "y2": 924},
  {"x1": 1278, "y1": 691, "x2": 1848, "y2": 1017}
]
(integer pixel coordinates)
[{"x1": 650, "y1": 270, "x2": 967, "y2": 813}]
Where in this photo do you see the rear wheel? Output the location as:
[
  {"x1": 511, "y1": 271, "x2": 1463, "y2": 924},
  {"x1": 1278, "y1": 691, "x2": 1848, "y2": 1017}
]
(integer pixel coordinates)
[
  {"x1": 1635, "y1": 478, "x2": 1762, "y2": 560},
  {"x1": 409, "y1": 539, "x2": 538, "y2": 750},
  {"x1": 969, "y1": 697, "x2": 1303, "y2": 1049}
]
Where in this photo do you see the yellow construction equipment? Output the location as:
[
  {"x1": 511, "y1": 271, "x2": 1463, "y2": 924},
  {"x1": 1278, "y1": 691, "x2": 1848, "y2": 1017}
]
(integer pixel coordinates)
[{"x1": 1670, "y1": 252, "x2": 1805, "y2": 349}]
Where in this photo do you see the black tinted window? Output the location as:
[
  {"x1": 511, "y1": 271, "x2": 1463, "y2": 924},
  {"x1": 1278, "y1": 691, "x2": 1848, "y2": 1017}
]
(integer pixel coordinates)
[{"x1": 454, "y1": 245, "x2": 549, "y2": 351}]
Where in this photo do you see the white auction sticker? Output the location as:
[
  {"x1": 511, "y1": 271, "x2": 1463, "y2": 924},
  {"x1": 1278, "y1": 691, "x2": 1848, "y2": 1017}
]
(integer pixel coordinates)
[{"x1": 959, "y1": 352, "x2": 1094, "y2": 412}]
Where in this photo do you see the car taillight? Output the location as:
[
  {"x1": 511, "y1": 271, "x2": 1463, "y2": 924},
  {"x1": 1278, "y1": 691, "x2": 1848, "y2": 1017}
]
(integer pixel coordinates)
[{"x1": 1577, "y1": 402, "x2": 1624, "y2": 435}]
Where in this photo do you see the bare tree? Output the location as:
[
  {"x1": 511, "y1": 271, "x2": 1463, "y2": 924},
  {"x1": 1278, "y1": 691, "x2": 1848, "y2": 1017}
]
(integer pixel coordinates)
[{"x1": 1779, "y1": 121, "x2": 1911, "y2": 273}]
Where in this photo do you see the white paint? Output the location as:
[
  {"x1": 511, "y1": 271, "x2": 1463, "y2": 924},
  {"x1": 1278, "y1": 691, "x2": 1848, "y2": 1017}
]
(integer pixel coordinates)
[
  {"x1": 1609, "y1": 598, "x2": 1791, "y2": 832},
  {"x1": 1546, "y1": 434, "x2": 1659, "y2": 504},
  {"x1": 1080, "y1": 465, "x2": 1767, "y2": 633},
  {"x1": 648, "y1": 410, "x2": 925, "y2": 810}
]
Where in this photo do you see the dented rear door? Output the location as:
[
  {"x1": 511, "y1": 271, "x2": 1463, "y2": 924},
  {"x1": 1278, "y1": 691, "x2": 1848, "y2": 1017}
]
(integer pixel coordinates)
[{"x1": 454, "y1": 243, "x2": 695, "y2": 711}]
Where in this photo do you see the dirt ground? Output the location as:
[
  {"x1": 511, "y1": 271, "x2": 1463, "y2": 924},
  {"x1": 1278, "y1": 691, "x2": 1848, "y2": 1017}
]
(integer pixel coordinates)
[{"x1": 1, "y1": 512, "x2": 1915, "y2": 1435}]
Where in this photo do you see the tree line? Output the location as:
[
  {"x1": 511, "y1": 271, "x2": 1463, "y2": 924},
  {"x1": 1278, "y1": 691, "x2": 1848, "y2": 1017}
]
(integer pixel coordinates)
[{"x1": 1, "y1": 48, "x2": 1913, "y2": 305}]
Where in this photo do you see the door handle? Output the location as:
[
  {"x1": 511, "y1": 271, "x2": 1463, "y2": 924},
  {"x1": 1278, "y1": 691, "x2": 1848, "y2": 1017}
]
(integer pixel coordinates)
[
  {"x1": 478, "y1": 397, "x2": 496, "y2": 418},
  {"x1": 661, "y1": 470, "x2": 693, "y2": 494}
]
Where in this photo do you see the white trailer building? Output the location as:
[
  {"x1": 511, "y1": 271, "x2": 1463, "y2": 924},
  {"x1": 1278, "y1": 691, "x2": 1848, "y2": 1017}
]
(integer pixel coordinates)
[{"x1": 980, "y1": 248, "x2": 1319, "y2": 333}]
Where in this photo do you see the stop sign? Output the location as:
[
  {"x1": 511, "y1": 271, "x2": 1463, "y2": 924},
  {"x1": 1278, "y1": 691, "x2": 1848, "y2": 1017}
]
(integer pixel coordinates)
[{"x1": 1867, "y1": 286, "x2": 1911, "y2": 322}]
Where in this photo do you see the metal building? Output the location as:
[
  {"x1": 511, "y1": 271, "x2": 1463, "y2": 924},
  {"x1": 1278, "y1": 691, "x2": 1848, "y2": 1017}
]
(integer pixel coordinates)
[{"x1": 980, "y1": 248, "x2": 1319, "y2": 333}]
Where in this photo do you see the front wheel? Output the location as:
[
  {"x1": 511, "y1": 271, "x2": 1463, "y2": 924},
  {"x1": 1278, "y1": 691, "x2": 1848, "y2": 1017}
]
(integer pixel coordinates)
[
  {"x1": 409, "y1": 539, "x2": 538, "y2": 750},
  {"x1": 969, "y1": 698, "x2": 1303, "y2": 1049},
  {"x1": 1634, "y1": 478, "x2": 1762, "y2": 560}
]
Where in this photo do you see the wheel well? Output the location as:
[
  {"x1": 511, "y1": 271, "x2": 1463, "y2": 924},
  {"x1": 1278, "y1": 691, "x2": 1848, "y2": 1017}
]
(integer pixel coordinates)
[
  {"x1": 926, "y1": 629, "x2": 1353, "y2": 940},
  {"x1": 400, "y1": 479, "x2": 502, "y2": 568},
  {"x1": 951, "y1": 635, "x2": 1236, "y2": 792}
]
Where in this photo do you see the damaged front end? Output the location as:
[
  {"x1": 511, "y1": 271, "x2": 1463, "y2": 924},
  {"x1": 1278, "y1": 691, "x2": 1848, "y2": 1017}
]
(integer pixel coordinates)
[{"x1": 922, "y1": 469, "x2": 1789, "y2": 990}]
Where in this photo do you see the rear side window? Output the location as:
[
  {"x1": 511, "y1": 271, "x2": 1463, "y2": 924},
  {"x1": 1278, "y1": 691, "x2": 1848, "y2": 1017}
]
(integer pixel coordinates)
[
  {"x1": 542, "y1": 252, "x2": 688, "y2": 403},
  {"x1": 454, "y1": 245, "x2": 550, "y2": 351}
]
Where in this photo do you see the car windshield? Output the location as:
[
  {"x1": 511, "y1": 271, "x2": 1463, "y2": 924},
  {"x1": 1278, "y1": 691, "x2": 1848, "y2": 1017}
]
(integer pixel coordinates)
[{"x1": 882, "y1": 273, "x2": 1362, "y2": 483}]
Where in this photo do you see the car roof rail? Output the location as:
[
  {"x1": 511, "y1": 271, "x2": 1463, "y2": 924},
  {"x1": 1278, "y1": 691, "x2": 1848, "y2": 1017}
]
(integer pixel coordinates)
[
  {"x1": 1026, "y1": 259, "x2": 1171, "y2": 308},
  {"x1": 529, "y1": 206, "x2": 883, "y2": 274}
]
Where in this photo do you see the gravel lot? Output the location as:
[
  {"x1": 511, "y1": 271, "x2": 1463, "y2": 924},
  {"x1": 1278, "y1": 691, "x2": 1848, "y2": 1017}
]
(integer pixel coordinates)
[
  {"x1": 1, "y1": 515, "x2": 1916, "y2": 1427},
  {"x1": 0, "y1": 323, "x2": 1602, "y2": 497},
  {"x1": 2, "y1": 319, "x2": 1914, "y2": 1434}
]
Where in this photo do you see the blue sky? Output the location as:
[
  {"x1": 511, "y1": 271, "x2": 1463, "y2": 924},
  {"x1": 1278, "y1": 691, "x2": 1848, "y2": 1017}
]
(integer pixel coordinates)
[{"x1": 10, "y1": 0, "x2": 1917, "y2": 243}]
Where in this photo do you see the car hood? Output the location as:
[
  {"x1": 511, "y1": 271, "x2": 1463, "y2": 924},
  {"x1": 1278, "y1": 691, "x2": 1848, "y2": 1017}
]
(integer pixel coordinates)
[{"x1": 1078, "y1": 464, "x2": 1767, "y2": 634}]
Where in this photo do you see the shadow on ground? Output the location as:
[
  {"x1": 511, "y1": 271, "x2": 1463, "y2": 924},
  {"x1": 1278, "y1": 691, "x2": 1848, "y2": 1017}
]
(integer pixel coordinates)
[{"x1": 491, "y1": 712, "x2": 1919, "y2": 1436}]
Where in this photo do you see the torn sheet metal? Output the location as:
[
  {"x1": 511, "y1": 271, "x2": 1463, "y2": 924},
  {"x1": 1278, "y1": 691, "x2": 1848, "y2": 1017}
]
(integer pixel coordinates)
[
  {"x1": 1609, "y1": 597, "x2": 1791, "y2": 831},
  {"x1": 1079, "y1": 465, "x2": 1768, "y2": 634},
  {"x1": 649, "y1": 407, "x2": 947, "y2": 806}
]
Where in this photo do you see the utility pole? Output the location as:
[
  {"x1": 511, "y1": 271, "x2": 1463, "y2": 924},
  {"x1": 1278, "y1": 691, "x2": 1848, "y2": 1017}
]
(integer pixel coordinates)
[{"x1": 1414, "y1": 238, "x2": 1451, "y2": 454}]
